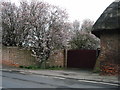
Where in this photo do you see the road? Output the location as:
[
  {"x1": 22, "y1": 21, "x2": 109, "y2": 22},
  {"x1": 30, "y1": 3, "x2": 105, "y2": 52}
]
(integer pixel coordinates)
[{"x1": 1, "y1": 71, "x2": 119, "y2": 89}]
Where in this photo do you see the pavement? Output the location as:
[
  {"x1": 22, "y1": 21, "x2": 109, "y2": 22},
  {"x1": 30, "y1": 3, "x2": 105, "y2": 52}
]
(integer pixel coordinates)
[{"x1": 1, "y1": 65, "x2": 120, "y2": 85}]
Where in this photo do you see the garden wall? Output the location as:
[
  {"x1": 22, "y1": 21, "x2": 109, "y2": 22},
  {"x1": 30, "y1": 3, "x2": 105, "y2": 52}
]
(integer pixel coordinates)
[
  {"x1": 2, "y1": 46, "x2": 65, "y2": 68},
  {"x1": 46, "y1": 50, "x2": 65, "y2": 68},
  {"x1": 2, "y1": 46, "x2": 39, "y2": 67}
]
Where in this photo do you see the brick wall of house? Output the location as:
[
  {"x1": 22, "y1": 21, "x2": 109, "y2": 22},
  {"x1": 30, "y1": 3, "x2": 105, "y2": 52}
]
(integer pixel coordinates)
[
  {"x1": 98, "y1": 32, "x2": 120, "y2": 64},
  {"x1": 95, "y1": 31, "x2": 120, "y2": 75},
  {"x1": 2, "y1": 46, "x2": 39, "y2": 67}
]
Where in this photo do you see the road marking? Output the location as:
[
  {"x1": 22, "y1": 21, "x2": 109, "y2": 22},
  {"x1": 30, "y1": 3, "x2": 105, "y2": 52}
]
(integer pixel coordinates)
[
  {"x1": 20, "y1": 72, "x2": 25, "y2": 74},
  {"x1": 8, "y1": 70, "x2": 12, "y2": 72},
  {"x1": 53, "y1": 77, "x2": 65, "y2": 80},
  {"x1": 78, "y1": 80, "x2": 119, "y2": 86},
  {"x1": 40, "y1": 75, "x2": 49, "y2": 78},
  {"x1": 20, "y1": 71, "x2": 32, "y2": 75}
]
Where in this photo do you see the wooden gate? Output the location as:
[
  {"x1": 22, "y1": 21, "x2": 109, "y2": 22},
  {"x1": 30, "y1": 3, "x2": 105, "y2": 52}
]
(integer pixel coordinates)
[{"x1": 67, "y1": 50, "x2": 97, "y2": 69}]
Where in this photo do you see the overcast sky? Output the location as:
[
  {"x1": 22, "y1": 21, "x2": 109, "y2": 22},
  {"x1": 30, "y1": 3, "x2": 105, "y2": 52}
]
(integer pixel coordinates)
[{"x1": 11, "y1": 0, "x2": 114, "y2": 22}]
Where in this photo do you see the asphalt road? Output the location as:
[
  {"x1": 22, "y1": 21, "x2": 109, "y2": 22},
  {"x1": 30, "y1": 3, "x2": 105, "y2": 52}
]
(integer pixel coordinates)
[{"x1": 1, "y1": 71, "x2": 119, "y2": 89}]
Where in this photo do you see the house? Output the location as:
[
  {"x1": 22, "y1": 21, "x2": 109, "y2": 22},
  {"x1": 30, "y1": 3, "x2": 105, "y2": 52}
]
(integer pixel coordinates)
[{"x1": 92, "y1": 0, "x2": 120, "y2": 75}]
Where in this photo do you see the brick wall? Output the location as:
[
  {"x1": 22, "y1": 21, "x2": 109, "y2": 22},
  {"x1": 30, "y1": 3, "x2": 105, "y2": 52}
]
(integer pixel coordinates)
[
  {"x1": 2, "y1": 46, "x2": 65, "y2": 68},
  {"x1": 98, "y1": 31, "x2": 120, "y2": 64},
  {"x1": 95, "y1": 31, "x2": 120, "y2": 75},
  {"x1": 2, "y1": 46, "x2": 39, "y2": 67},
  {"x1": 46, "y1": 50, "x2": 65, "y2": 68}
]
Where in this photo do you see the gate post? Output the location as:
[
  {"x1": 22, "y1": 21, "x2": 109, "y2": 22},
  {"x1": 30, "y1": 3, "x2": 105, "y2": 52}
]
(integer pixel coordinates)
[{"x1": 64, "y1": 49, "x2": 67, "y2": 68}]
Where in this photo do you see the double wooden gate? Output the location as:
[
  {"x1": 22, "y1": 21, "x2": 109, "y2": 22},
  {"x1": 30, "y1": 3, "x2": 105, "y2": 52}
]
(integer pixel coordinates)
[{"x1": 67, "y1": 50, "x2": 98, "y2": 69}]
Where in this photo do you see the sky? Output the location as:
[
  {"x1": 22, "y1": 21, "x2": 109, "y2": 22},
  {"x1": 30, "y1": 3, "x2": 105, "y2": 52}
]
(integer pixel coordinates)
[{"x1": 10, "y1": 0, "x2": 114, "y2": 22}]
